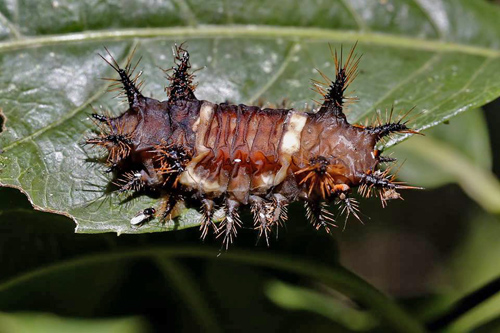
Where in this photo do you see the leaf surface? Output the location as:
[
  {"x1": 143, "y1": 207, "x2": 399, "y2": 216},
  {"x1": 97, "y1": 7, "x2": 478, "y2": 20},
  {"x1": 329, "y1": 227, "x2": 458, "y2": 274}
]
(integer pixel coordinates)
[{"x1": 0, "y1": 0, "x2": 499, "y2": 233}]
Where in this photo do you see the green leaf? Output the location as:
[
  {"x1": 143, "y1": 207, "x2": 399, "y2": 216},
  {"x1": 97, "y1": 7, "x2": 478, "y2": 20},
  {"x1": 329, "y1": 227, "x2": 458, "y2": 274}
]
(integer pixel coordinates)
[
  {"x1": 390, "y1": 109, "x2": 500, "y2": 213},
  {"x1": 266, "y1": 280, "x2": 378, "y2": 331},
  {"x1": 0, "y1": 246, "x2": 425, "y2": 333},
  {"x1": 0, "y1": 312, "x2": 151, "y2": 333},
  {"x1": 0, "y1": 0, "x2": 499, "y2": 233},
  {"x1": 429, "y1": 213, "x2": 500, "y2": 332},
  {"x1": 392, "y1": 109, "x2": 492, "y2": 189}
]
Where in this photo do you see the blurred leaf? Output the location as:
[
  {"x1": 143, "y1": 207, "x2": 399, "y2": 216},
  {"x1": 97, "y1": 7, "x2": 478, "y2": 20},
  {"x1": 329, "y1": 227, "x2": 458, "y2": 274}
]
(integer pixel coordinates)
[
  {"x1": 153, "y1": 257, "x2": 221, "y2": 333},
  {"x1": 0, "y1": 312, "x2": 151, "y2": 333},
  {"x1": 266, "y1": 280, "x2": 377, "y2": 331},
  {"x1": 0, "y1": 247, "x2": 425, "y2": 333},
  {"x1": 474, "y1": 315, "x2": 500, "y2": 333},
  {"x1": 391, "y1": 109, "x2": 500, "y2": 213},
  {"x1": 392, "y1": 109, "x2": 492, "y2": 188},
  {"x1": 430, "y1": 213, "x2": 500, "y2": 332},
  {"x1": 0, "y1": 0, "x2": 500, "y2": 233}
]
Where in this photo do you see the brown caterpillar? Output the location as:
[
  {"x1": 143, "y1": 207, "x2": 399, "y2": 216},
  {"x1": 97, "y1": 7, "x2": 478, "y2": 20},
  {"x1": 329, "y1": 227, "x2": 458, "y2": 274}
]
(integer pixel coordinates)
[{"x1": 86, "y1": 43, "x2": 420, "y2": 248}]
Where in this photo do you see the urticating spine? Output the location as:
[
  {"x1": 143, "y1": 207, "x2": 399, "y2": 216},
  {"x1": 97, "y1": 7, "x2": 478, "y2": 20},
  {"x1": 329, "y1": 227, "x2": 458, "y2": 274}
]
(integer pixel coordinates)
[{"x1": 86, "y1": 43, "x2": 421, "y2": 248}]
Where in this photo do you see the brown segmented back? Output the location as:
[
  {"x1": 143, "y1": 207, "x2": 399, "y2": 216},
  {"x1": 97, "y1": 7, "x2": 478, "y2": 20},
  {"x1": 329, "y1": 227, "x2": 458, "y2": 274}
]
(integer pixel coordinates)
[{"x1": 86, "y1": 43, "x2": 420, "y2": 248}]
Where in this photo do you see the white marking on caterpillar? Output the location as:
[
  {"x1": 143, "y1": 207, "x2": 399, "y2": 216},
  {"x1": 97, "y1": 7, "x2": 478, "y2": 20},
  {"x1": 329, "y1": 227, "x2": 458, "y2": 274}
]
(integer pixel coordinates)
[
  {"x1": 280, "y1": 112, "x2": 307, "y2": 155},
  {"x1": 274, "y1": 111, "x2": 308, "y2": 185},
  {"x1": 179, "y1": 152, "x2": 224, "y2": 194},
  {"x1": 193, "y1": 101, "x2": 215, "y2": 154},
  {"x1": 180, "y1": 102, "x2": 225, "y2": 193},
  {"x1": 260, "y1": 173, "x2": 274, "y2": 186}
]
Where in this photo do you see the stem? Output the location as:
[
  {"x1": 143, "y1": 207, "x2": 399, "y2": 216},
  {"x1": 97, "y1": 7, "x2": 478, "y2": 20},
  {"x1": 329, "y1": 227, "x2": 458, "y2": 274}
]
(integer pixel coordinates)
[{"x1": 426, "y1": 276, "x2": 500, "y2": 331}]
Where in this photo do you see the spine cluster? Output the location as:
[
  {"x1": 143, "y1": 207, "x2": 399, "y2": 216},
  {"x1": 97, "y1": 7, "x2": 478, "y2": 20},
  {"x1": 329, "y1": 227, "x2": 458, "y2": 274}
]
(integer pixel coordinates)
[{"x1": 86, "y1": 43, "x2": 421, "y2": 248}]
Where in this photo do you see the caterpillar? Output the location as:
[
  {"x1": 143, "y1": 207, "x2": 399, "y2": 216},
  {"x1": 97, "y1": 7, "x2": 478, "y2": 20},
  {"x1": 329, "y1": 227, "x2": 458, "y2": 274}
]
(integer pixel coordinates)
[{"x1": 86, "y1": 43, "x2": 420, "y2": 248}]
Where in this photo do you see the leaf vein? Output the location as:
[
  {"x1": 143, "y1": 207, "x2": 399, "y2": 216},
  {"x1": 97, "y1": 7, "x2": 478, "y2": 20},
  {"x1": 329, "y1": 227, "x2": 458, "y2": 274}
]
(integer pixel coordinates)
[
  {"x1": 172, "y1": 0, "x2": 199, "y2": 27},
  {"x1": 0, "y1": 26, "x2": 498, "y2": 57},
  {"x1": 338, "y1": 0, "x2": 368, "y2": 31},
  {"x1": 354, "y1": 52, "x2": 443, "y2": 122},
  {"x1": 245, "y1": 42, "x2": 300, "y2": 105},
  {"x1": 425, "y1": 56, "x2": 495, "y2": 115},
  {"x1": 0, "y1": 9, "x2": 22, "y2": 39},
  {"x1": 411, "y1": 0, "x2": 445, "y2": 39},
  {"x1": 1, "y1": 41, "x2": 141, "y2": 153}
]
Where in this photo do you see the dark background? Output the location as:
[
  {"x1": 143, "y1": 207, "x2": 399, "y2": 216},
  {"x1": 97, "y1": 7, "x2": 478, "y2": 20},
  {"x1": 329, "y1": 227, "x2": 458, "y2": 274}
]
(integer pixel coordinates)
[{"x1": 0, "y1": 97, "x2": 498, "y2": 332}]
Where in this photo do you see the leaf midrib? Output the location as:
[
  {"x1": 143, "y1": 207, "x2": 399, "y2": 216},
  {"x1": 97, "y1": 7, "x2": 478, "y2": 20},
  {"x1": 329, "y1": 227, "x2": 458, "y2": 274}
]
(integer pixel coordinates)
[{"x1": 0, "y1": 25, "x2": 498, "y2": 57}]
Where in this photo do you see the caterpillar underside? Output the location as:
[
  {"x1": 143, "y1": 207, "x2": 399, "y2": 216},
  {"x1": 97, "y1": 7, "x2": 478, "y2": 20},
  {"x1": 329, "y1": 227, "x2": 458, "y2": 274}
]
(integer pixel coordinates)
[{"x1": 87, "y1": 43, "x2": 420, "y2": 248}]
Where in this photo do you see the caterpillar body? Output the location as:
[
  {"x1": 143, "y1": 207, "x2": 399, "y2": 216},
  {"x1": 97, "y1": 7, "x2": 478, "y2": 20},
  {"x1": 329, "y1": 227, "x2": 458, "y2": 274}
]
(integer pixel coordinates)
[{"x1": 87, "y1": 43, "x2": 420, "y2": 247}]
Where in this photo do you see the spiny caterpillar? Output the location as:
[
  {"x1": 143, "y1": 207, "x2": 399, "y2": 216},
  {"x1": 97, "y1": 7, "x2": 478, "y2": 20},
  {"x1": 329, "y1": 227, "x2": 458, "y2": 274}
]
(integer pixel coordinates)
[{"x1": 86, "y1": 43, "x2": 420, "y2": 248}]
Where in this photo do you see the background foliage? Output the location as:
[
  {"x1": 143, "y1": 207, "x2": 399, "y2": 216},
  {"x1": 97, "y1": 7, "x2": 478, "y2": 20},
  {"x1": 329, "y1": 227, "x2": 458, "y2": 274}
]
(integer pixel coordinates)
[{"x1": 0, "y1": 0, "x2": 500, "y2": 332}]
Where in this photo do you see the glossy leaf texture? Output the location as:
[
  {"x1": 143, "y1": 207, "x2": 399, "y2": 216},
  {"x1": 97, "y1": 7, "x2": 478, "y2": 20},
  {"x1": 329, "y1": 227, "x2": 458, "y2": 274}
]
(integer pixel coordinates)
[{"x1": 0, "y1": 0, "x2": 499, "y2": 234}]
